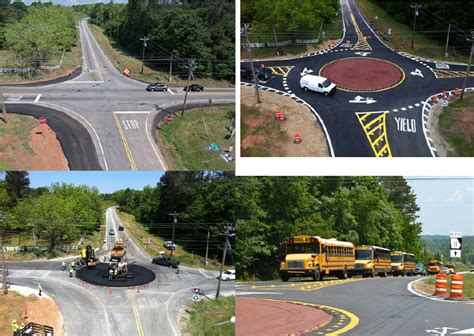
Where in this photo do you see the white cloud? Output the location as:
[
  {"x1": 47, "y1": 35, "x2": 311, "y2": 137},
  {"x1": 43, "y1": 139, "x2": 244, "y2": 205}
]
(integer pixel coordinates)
[{"x1": 446, "y1": 190, "x2": 465, "y2": 203}]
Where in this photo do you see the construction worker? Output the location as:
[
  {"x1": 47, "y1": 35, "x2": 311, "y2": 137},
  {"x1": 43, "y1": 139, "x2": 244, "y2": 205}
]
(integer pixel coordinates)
[
  {"x1": 38, "y1": 283, "x2": 42, "y2": 296},
  {"x1": 69, "y1": 260, "x2": 75, "y2": 270},
  {"x1": 61, "y1": 261, "x2": 66, "y2": 271},
  {"x1": 11, "y1": 319, "x2": 19, "y2": 336},
  {"x1": 176, "y1": 266, "x2": 180, "y2": 274},
  {"x1": 109, "y1": 267, "x2": 113, "y2": 280}
]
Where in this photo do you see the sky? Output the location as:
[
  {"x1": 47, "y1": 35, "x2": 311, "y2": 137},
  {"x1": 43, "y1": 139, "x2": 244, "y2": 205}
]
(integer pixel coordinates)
[
  {"x1": 23, "y1": 171, "x2": 164, "y2": 194},
  {"x1": 406, "y1": 177, "x2": 474, "y2": 236}
]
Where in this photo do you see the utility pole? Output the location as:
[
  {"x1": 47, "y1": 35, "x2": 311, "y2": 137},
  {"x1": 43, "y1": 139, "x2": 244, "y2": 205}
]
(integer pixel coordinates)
[
  {"x1": 273, "y1": 25, "x2": 279, "y2": 56},
  {"x1": 216, "y1": 224, "x2": 233, "y2": 299},
  {"x1": 0, "y1": 212, "x2": 7, "y2": 294},
  {"x1": 445, "y1": 24, "x2": 451, "y2": 58},
  {"x1": 205, "y1": 231, "x2": 210, "y2": 266},
  {"x1": 181, "y1": 58, "x2": 197, "y2": 117},
  {"x1": 460, "y1": 31, "x2": 474, "y2": 101},
  {"x1": 168, "y1": 54, "x2": 173, "y2": 82},
  {"x1": 242, "y1": 23, "x2": 261, "y2": 104},
  {"x1": 410, "y1": 3, "x2": 422, "y2": 49},
  {"x1": 169, "y1": 212, "x2": 179, "y2": 257},
  {"x1": 140, "y1": 37, "x2": 149, "y2": 74}
]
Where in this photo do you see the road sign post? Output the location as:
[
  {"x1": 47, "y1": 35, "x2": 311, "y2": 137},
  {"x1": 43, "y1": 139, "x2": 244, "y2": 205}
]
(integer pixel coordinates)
[{"x1": 450, "y1": 232, "x2": 462, "y2": 258}]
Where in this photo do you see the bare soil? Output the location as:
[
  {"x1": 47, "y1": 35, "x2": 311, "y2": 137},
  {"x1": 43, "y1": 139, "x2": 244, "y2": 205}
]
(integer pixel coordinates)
[
  {"x1": 241, "y1": 86, "x2": 329, "y2": 157},
  {"x1": 0, "y1": 291, "x2": 63, "y2": 336},
  {"x1": 0, "y1": 114, "x2": 69, "y2": 170},
  {"x1": 428, "y1": 103, "x2": 453, "y2": 157}
]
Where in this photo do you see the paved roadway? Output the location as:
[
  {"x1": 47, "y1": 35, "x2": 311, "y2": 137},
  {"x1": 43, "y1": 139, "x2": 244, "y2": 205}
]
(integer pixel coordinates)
[
  {"x1": 237, "y1": 276, "x2": 474, "y2": 335},
  {"x1": 6, "y1": 207, "x2": 233, "y2": 336},
  {"x1": 1, "y1": 20, "x2": 234, "y2": 170},
  {"x1": 241, "y1": 0, "x2": 474, "y2": 157}
]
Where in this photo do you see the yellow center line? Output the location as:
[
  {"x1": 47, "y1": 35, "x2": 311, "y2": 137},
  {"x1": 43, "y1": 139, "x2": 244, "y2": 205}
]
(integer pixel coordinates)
[
  {"x1": 113, "y1": 112, "x2": 137, "y2": 171},
  {"x1": 83, "y1": 21, "x2": 104, "y2": 82},
  {"x1": 132, "y1": 300, "x2": 145, "y2": 336}
]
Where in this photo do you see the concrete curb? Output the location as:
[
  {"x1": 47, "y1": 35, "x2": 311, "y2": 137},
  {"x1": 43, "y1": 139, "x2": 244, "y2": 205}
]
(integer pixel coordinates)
[{"x1": 407, "y1": 275, "x2": 474, "y2": 305}]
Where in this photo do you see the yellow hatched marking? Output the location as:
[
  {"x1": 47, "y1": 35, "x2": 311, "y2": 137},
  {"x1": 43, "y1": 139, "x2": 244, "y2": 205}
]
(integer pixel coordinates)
[
  {"x1": 356, "y1": 112, "x2": 392, "y2": 157},
  {"x1": 351, "y1": 14, "x2": 372, "y2": 50},
  {"x1": 267, "y1": 66, "x2": 294, "y2": 76},
  {"x1": 434, "y1": 69, "x2": 473, "y2": 79}
]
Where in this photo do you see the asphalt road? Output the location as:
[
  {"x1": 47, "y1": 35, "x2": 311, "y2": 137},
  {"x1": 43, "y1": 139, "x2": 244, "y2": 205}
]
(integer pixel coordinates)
[
  {"x1": 1, "y1": 20, "x2": 235, "y2": 170},
  {"x1": 241, "y1": 0, "x2": 474, "y2": 157},
  {"x1": 237, "y1": 276, "x2": 474, "y2": 335},
  {"x1": 6, "y1": 207, "x2": 233, "y2": 336}
]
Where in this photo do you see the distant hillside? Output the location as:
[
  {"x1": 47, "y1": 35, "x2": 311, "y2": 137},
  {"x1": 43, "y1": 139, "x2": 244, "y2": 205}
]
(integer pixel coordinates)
[{"x1": 421, "y1": 235, "x2": 474, "y2": 266}]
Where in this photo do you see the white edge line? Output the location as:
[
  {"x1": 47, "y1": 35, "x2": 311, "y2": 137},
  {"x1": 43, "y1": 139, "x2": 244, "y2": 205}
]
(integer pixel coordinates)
[
  {"x1": 34, "y1": 94, "x2": 41, "y2": 103},
  {"x1": 145, "y1": 110, "x2": 167, "y2": 170},
  {"x1": 167, "y1": 88, "x2": 175, "y2": 95},
  {"x1": 407, "y1": 275, "x2": 474, "y2": 305},
  {"x1": 35, "y1": 102, "x2": 109, "y2": 170}
]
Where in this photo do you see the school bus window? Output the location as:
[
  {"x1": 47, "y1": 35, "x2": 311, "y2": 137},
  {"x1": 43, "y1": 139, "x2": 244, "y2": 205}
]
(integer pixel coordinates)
[
  {"x1": 391, "y1": 255, "x2": 403, "y2": 263},
  {"x1": 287, "y1": 242, "x2": 320, "y2": 254}
]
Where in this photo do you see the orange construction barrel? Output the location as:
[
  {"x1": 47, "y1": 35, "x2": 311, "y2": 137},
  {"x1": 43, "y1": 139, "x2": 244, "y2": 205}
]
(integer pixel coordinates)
[
  {"x1": 435, "y1": 273, "x2": 448, "y2": 296},
  {"x1": 450, "y1": 274, "x2": 464, "y2": 299}
]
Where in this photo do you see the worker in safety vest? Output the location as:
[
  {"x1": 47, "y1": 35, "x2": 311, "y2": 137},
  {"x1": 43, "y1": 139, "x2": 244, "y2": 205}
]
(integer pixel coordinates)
[
  {"x1": 109, "y1": 268, "x2": 114, "y2": 280},
  {"x1": 38, "y1": 283, "x2": 42, "y2": 296},
  {"x1": 61, "y1": 261, "x2": 66, "y2": 271},
  {"x1": 69, "y1": 261, "x2": 75, "y2": 270},
  {"x1": 11, "y1": 320, "x2": 19, "y2": 336}
]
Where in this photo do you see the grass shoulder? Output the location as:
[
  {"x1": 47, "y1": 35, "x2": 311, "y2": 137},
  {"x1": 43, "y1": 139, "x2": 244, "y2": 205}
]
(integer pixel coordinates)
[
  {"x1": 156, "y1": 105, "x2": 235, "y2": 170},
  {"x1": 185, "y1": 296, "x2": 235, "y2": 336},
  {"x1": 356, "y1": 0, "x2": 470, "y2": 64},
  {"x1": 88, "y1": 24, "x2": 233, "y2": 88},
  {"x1": 438, "y1": 93, "x2": 474, "y2": 156},
  {"x1": 421, "y1": 274, "x2": 474, "y2": 299},
  {"x1": 116, "y1": 210, "x2": 222, "y2": 270}
]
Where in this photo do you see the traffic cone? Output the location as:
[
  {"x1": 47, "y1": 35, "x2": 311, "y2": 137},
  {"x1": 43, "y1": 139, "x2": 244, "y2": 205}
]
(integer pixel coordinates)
[
  {"x1": 136, "y1": 287, "x2": 141, "y2": 294},
  {"x1": 294, "y1": 133, "x2": 301, "y2": 144},
  {"x1": 432, "y1": 95, "x2": 438, "y2": 103},
  {"x1": 278, "y1": 112, "x2": 285, "y2": 122},
  {"x1": 275, "y1": 107, "x2": 281, "y2": 119},
  {"x1": 23, "y1": 308, "x2": 28, "y2": 319},
  {"x1": 455, "y1": 87, "x2": 460, "y2": 95}
]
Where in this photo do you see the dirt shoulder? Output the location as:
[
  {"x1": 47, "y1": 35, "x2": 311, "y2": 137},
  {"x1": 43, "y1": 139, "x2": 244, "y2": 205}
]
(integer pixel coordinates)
[
  {"x1": 0, "y1": 290, "x2": 63, "y2": 336},
  {"x1": 241, "y1": 86, "x2": 329, "y2": 157},
  {"x1": 0, "y1": 114, "x2": 69, "y2": 170}
]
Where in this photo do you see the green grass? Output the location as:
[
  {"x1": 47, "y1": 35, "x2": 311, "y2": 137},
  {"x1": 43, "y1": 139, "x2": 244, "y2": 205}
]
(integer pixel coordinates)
[
  {"x1": 186, "y1": 296, "x2": 235, "y2": 336},
  {"x1": 425, "y1": 274, "x2": 474, "y2": 299},
  {"x1": 438, "y1": 93, "x2": 474, "y2": 157},
  {"x1": 0, "y1": 114, "x2": 37, "y2": 169},
  {"x1": 156, "y1": 105, "x2": 235, "y2": 170},
  {"x1": 356, "y1": 0, "x2": 470, "y2": 64},
  {"x1": 89, "y1": 24, "x2": 233, "y2": 88},
  {"x1": 116, "y1": 211, "x2": 223, "y2": 270}
]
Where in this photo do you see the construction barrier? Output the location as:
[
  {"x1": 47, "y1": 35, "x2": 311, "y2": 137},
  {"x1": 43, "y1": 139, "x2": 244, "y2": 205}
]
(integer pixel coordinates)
[
  {"x1": 450, "y1": 274, "x2": 464, "y2": 299},
  {"x1": 435, "y1": 273, "x2": 448, "y2": 296}
]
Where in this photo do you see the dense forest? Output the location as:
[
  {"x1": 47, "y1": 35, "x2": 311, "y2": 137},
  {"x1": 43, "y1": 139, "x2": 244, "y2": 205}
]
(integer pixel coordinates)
[
  {"x1": 0, "y1": 172, "x2": 103, "y2": 252},
  {"x1": 421, "y1": 235, "x2": 474, "y2": 266},
  {"x1": 369, "y1": 0, "x2": 473, "y2": 55},
  {"x1": 104, "y1": 171, "x2": 235, "y2": 261},
  {"x1": 236, "y1": 176, "x2": 425, "y2": 280},
  {"x1": 0, "y1": 2, "x2": 79, "y2": 68},
  {"x1": 75, "y1": 0, "x2": 235, "y2": 80}
]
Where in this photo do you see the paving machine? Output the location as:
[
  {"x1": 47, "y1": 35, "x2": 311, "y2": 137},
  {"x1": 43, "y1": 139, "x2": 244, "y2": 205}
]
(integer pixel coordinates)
[
  {"x1": 107, "y1": 261, "x2": 131, "y2": 281},
  {"x1": 80, "y1": 244, "x2": 98, "y2": 269}
]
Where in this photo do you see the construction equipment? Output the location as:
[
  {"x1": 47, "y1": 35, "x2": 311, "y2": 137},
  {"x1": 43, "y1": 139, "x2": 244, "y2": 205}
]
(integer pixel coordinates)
[
  {"x1": 80, "y1": 245, "x2": 98, "y2": 269},
  {"x1": 110, "y1": 239, "x2": 126, "y2": 262},
  {"x1": 107, "y1": 261, "x2": 131, "y2": 281}
]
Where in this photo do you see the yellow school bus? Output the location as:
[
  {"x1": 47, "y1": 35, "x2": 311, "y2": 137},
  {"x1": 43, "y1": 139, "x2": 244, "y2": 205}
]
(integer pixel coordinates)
[
  {"x1": 279, "y1": 235, "x2": 355, "y2": 281},
  {"x1": 355, "y1": 245, "x2": 391, "y2": 277},
  {"x1": 391, "y1": 251, "x2": 416, "y2": 276},
  {"x1": 428, "y1": 260, "x2": 443, "y2": 275}
]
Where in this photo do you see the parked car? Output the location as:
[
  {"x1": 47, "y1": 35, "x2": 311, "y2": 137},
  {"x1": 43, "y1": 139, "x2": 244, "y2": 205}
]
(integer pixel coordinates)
[
  {"x1": 240, "y1": 67, "x2": 273, "y2": 81},
  {"x1": 442, "y1": 266, "x2": 451, "y2": 274},
  {"x1": 218, "y1": 270, "x2": 235, "y2": 281},
  {"x1": 118, "y1": 226, "x2": 124, "y2": 231},
  {"x1": 109, "y1": 229, "x2": 115, "y2": 235},
  {"x1": 300, "y1": 75, "x2": 336, "y2": 96},
  {"x1": 164, "y1": 241, "x2": 177, "y2": 251},
  {"x1": 415, "y1": 263, "x2": 427, "y2": 276},
  {"x1": 146, "y1": 83, "x2": 168, "y2": 92},
  {"x1": 184, "y1": 84, "x2": 204, "y2": 92},
  {"x1": 152, "y1": 256, "x2": 180, "y2": 268}
]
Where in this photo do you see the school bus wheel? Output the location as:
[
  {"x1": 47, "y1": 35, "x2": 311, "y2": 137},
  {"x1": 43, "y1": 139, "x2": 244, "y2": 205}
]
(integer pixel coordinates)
[{"x1": 281, "y1": 272, "x2": 289, "y2": 282}]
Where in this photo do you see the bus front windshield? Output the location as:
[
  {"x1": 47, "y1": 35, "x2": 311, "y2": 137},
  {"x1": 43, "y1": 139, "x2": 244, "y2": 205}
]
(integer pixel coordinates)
[
  {"x1": 287, "y1": 243, "x2": 320, "y2": 254},
  {"x1": 355, "y1": 250, "x2": 372, "y2": 260},
  {"x1": 391, "y1": 255, "x2": 403, "y2": 263}
]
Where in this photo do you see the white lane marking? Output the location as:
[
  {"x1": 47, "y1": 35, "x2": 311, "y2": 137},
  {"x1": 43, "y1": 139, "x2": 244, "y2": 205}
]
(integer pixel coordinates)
[
  {"x1": 410, "y1": 69, "x2": 424, "y2": 77},
  {"x1": 349, "y1": 95, "x2": 377, "y2": 104},
  {"x1": 34, "y1": 94, "x2": 41, "y2": 103},
  {"x1": 393, "y1": 109, "x2": 398, "y2": 112},
  {"x1": 167, "y1": 88, "x2": 175, "y2": 95},
  {"x1": 145, "y1": 110, "x2": 167, "y2": 170},
  {"x1": 35, "y1": 102, "x2": 109, "y2": 170},
  {"x1": 415, "y1": 103, "x2": 420, "y2": 107}
]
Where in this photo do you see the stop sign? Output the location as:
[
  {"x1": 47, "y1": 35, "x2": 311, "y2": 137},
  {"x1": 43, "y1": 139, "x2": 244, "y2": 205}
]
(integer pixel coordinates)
[{"x1": 39, "y1": 117, "x2": 46, "y2": 124}]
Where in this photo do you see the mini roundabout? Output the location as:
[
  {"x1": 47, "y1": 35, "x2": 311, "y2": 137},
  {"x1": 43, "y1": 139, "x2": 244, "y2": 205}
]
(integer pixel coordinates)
[{"x1": 76, "y1": 262, "x2": 156, "y2": 288}]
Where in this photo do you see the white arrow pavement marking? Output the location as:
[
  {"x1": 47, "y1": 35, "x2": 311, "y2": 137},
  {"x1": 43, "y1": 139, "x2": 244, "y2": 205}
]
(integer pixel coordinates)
[
  {"x1": 411, "y1": 68, "x2": 424, "y2": 77},
  {"x1": 300, "y1": 67, "x2": 314, "y2": 77},
  {"x1": 349, "y1": 95, "x2": 377, "y2": 104},
  {"x1": 451, "y1": 328, "x2": 474, "y2": 334},
  {"x1": 354, "y1": 52, "x2": 371, "y2": 57}
]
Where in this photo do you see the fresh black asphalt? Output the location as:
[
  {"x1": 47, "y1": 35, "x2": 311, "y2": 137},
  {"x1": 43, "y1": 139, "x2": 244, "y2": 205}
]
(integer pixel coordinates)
[
  {"x1": 6, "y1": 103, "x2": 101, "y2": 170},
  {"x1": 76, "y1": 262, "x2": 156, "y2": 287},
  {"x1": 241, "y1": 0, "x2": 474, "y2": 157}
]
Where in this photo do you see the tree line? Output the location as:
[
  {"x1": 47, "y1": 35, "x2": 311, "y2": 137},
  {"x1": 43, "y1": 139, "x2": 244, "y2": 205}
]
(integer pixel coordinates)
[
  {"x1": 1, "y1": 172, "x2": 103, "y2": 253},
  {"x1": 104, "y1": 171, "x2": 235, "y2": 261},
  {"x1": 0, "y1": 2, "x2": 80, "y2": 69},
  {"x1": 421, "y1": 235, "x2": 474, "y2": 267},
  {"x1": 236, "y1": 176, "x2": 423, "y2": 280},
  {"x1": 75, "y1": 0, "x2": 235, "y2": 80}
]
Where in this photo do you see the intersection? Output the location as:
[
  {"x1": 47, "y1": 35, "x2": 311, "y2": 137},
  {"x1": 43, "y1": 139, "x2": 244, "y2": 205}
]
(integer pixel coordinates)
[
  {"x1": 241, "y1": 0, "x2": 474, "y2": 157},
  {"x1": 1, "y1": 20, "x2": 235, "y2": 170}
]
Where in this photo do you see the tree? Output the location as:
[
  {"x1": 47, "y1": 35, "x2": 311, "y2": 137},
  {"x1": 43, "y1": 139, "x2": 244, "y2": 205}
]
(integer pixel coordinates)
[{"x1": 5, "y1": 171, "x2": 30, "y2": 206}]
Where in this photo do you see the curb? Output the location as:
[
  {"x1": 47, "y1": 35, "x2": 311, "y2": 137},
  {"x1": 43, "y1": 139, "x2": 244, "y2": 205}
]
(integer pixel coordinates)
[{"x1": 0, "y1": 66, "x2": 82, "y2": 87}]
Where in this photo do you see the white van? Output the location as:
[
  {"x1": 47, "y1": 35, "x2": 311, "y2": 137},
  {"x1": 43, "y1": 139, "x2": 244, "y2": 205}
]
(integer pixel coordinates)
[
  {"x1": 219, "y1": 269, "x2": 236, "y2": 281},
  {"x1": 300, "y1": 75, "x2": 336, "y2": 96}
]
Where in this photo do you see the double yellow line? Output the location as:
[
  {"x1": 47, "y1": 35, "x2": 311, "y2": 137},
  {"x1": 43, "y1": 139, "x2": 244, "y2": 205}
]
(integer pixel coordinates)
[
  {"x1": 132, "y1": 299, "x2": 145, "y2": 336},
  {"x1": 113, "y1": 113, "x2": 138, "y2": 170}
]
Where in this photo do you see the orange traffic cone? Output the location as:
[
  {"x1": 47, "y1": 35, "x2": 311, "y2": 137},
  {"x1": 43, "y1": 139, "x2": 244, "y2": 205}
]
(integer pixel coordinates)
[
  {"x1": 275, "y1": 107, "x2": 281, "y2": 119},
  {"x1": 294, "y1": 133, "x2": 301, "y2": 144},
  {"x1": 23, "y1": 308, "x2": 28, "y2": 319},
  {"x1": 278, "y1": 112, "x2": 285, "y2": 122}
]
